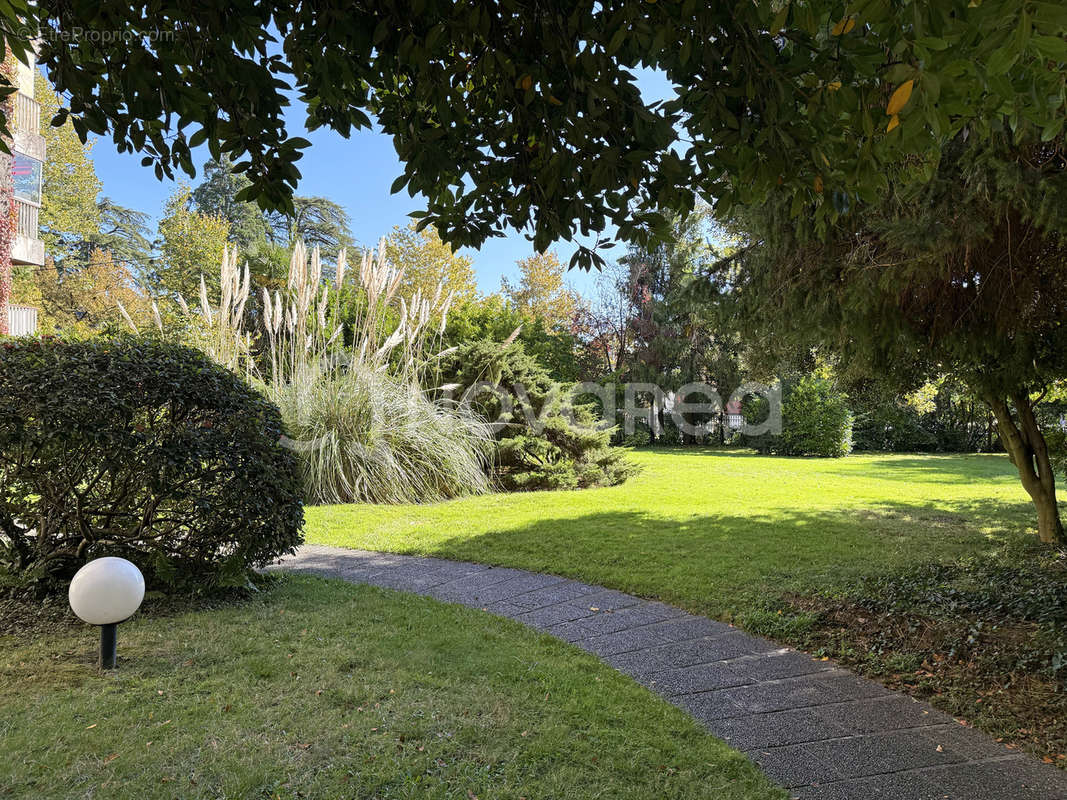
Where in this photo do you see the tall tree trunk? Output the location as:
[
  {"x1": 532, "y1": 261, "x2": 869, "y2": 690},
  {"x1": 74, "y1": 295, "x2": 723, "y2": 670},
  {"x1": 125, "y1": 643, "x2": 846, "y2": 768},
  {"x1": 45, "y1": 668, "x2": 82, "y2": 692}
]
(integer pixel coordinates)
[{"x1": 987, "y1": 393, "x2": 1065, "y2": 544}]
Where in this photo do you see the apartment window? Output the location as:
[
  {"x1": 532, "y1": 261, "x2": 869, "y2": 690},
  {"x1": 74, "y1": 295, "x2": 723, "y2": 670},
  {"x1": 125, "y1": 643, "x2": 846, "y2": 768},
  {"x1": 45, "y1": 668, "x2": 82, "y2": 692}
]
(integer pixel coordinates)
[{"x1": 13, "y1": 153, "x2": 42, "y2": 205}]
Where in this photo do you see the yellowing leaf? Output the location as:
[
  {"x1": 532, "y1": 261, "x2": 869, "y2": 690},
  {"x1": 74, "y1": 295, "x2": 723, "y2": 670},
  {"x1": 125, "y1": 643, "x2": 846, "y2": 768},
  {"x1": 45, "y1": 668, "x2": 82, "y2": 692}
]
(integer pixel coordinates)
[
  {"x1": 832, "y1": 16, "x2": 857, "y2": 35},
  {"x1": 548, "y1": 95, "x2": 562, "y2": 106},
  {"x1": 827, "y1": 80, "x2": 842, "y2": 91},
  {"x1": 886, "y1": 80, "x2": 914, "y2": 115},
  {"x1": 886, "y1": 114, "x2": 900, "y2": 132},
  {"x1": 813, "y1": 175, "x2": 824, "y2": 193},
  {"x1": 516, "y1": 74, "x2": 532, "y2": 91}
]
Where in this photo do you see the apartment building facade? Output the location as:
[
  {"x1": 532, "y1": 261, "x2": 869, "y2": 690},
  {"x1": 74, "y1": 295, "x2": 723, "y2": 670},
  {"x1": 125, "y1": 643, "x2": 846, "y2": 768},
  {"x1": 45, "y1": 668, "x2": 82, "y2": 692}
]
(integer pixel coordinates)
[{"x1": 0, "y1": 49, "x2": 45, "y2": 336}]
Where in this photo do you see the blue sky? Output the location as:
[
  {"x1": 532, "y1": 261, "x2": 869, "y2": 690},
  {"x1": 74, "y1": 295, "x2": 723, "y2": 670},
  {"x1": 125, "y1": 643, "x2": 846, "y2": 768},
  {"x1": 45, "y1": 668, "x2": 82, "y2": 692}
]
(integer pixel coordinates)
[{"x1": 86, "y1": 69, "x2": 676, "y2": 299}]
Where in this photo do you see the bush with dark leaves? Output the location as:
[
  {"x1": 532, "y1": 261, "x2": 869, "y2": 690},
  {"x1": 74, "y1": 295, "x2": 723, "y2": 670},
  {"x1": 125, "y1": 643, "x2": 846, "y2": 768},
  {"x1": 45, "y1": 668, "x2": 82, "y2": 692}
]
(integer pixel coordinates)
[{"x1": 0, "y1": 336, "x2": 304, "y2": 596}]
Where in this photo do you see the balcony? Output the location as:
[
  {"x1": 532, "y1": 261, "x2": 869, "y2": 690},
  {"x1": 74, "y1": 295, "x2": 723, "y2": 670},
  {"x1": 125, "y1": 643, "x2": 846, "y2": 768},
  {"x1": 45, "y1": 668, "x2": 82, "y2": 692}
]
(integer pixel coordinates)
[
  {"x1": 5, "y1": 304, "x2": 38, "y2": 336},
  {"x1": 12, "y1": 197, "x2": 44, "y2": 266},
  {"x1": 15, "y1": 92, "x2": 39, "y2": 135},
  {"x1": 15, "y1": 196, "x2": 38, "y2": 239},
  {"x1": 12, "y1": 92, "x2": 44, "y2": 161}
]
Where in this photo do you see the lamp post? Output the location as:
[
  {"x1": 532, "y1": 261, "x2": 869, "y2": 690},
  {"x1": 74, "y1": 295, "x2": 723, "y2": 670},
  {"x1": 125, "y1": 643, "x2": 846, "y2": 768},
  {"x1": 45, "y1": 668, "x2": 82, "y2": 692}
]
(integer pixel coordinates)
[{"x1": 68, "y1": 557, "x2": 145, "y2": 670}]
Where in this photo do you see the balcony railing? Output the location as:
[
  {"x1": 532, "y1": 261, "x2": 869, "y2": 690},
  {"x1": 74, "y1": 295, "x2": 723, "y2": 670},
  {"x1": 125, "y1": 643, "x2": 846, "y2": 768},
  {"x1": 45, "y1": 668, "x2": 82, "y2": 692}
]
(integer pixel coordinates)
[
  {"x1": 15, "y1": 92, "x2": 39, "y2": 135},
  {"x1": 6, "y1": 304, "x2": 38, "y2": 336},
  {"x1": 14, "y1": 197, "x2": 38, "y2": 239}
]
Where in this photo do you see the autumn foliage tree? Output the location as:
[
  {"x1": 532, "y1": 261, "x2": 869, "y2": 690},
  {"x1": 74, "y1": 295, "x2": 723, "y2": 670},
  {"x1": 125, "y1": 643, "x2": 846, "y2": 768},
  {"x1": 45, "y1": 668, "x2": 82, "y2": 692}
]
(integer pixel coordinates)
[
  {"x1": 502, "y1": 252, "x2": 578, "y2": 328},
  {"x1": 34, "y1": 249, "x2": 152, "y2": 334},
  {"x1": 385, "y1": 221, "x2": 478, "y2": 303},
  {"x1": 154, "y1": 185, "x2": 231, "y2": 298}
]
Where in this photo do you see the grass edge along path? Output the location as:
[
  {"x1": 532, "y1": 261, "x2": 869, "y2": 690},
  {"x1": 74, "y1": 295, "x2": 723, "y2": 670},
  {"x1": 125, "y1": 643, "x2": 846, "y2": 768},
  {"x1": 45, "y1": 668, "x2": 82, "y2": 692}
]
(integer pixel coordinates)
[
  {"x1": 305, "y1": 448, "x2": 1067, "y2": 766},
  {"x1": 0, "y1": 575, "x2": 784, "y2": 800},
  {"x1": 275, "y1": 545, "x2": 1067, "y2": 800}
]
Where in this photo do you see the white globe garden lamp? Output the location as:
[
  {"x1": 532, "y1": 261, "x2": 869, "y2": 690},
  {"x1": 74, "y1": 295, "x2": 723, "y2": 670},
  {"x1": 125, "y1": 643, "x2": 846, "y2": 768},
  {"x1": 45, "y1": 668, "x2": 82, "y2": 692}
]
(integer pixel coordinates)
[{"x1": 68, "y1": 557, "x2": 145, "y2": 669}]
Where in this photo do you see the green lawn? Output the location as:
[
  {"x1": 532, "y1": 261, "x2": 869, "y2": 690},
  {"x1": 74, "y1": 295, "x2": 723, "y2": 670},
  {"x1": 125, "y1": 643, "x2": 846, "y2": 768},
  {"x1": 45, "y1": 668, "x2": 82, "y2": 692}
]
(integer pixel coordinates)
[
  {"x1": 0, "y1": 576, "x2": 783, "y2": 800},
  {"x1": 307, "y1": 449, "x2": 1039, "y2": 623},
  {"x1": 307, "y1": 449, "x2": 1067, "y2": 763}
]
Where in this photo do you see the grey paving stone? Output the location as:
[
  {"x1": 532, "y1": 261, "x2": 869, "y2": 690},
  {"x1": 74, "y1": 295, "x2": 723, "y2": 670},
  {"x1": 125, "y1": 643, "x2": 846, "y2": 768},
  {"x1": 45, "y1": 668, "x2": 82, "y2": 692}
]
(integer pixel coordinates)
[
  {"x1": 544, "y1": 619, "x2": 598, "y2": 642},
  {"x1": 724, "y1": 674, "x2": 844, "y2": 714},
  {"x1": 801, "y1": 729, "x2": 964, "y2": 779},
  {"x1": 788, "y1": 776, "x2": 888, "y2": 800},
  {"x1": 604, "y1": 649, "x2": 660, "y2": 681},
  {"x1": 481, "y1": 600, "x2": 532, "y2": 617},
  {"x1": 411, "y1": 561, "x2": 491, "y2": 583},
  {"x1": 867, "y1": 760, "x2": 1062, "y2": 800},
  {"x1": 645, "y1": 615, "x2": 737, "y2": 642},
  {"x1": 512, "y1": 602, "x2": 596, "y2": 630},
  {"x1": 674, "y1": 690, "x2": 749, "y2": 722},
  {"x1": 275, "y1": 546, "x2": 1067, "y2": 800},
  {"x1": 917, "y1": 722, "x2": 1021, "y2": 761},
  {"x1": 423, "y1": 583, "x2": 488, "y2": 604},
  {"x1": 569, "y1": 588, "x2": 647, "y2": 612},
  {"x1": 725, "y1": 651, "x2": 835, "y2": 682},
  {"x1": 648, "y1": 661, "x2": 755, "y2": 696},
  {"x1": 562, "y1": 602, "x2": 685, "y2": 637},
  {"x1": 815, "y1": 695, "x2": 954, "y2": 735},
  {"x1": 505, "y1": 581, "x2": 601, "y2": 609},
  {"x1": 811, "y1": 671, "x2": 893, "y2": 703},
  {"x1": 458, "y1": 573, "x2": 570, "y2": 603},
  {"x1": 651, "y1": 632, "x2": 780, "y2": 667},
  {"x1": 578, "y1": 625, "x2": 678, "y2": 657},
  {"x1": 361, "y1": 568, "x2": 461, "y2": 591},
  {"x1": 422, "y1": 568, "x2": 533, "y2": 603},
  {"x1": 707, "y1": 708, "x2": 844, "y2": 750},
  {"x1": 745, "y1": 743, "x2": 842, "y2": 788}
]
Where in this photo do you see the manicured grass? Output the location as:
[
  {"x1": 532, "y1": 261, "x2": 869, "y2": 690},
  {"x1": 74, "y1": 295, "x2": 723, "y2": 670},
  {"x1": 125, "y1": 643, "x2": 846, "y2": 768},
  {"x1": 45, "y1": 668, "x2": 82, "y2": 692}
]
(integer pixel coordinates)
[
  {"x1": 307, "y1": 449, "x2": 1039, "y2": 622},
  {"x1": 0, "y1": 575, "x2": 784, "y2": 800},
  {"x1": 307, "y1": 449, "x2": 1067, "y2": 764}
]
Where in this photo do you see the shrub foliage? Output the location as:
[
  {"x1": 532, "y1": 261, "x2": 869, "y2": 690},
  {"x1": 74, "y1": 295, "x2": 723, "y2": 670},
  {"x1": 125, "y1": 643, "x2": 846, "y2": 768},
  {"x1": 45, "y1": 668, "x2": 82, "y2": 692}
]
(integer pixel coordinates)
[
  {"x1": 0, "y1": 337, "x2": 304, "y2": 594},
  {"x1": 441, "y1": 341, "x2": 636, "y2": 491},
  {"x1": 744, "y1": 376, "x2": 853, "y2": 458}
]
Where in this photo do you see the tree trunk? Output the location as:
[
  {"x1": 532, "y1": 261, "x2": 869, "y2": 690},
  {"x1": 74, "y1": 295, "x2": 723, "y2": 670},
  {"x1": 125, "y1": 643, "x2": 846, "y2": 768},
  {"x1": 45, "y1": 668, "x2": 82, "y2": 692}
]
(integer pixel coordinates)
[{"x1": 987, "y1": 393, "x2": 1065, "y2": 544}]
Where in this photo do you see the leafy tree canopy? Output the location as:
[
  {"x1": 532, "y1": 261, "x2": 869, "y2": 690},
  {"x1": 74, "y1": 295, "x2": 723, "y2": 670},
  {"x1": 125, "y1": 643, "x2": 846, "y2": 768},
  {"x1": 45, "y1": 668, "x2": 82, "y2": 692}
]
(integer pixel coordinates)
[
  {"x1": 192, "y1": 157, "x2": 272, "y2": 250},
  {"x1": 264, "y1": 196, "x2": 353, "y2": 259},
  {"x1": 724, "y1": 128, "x2": 1067, "y2": 542},
  {"x1": 153, "y1": 185, "x2": 232, "y2": 298},
  {"x1": 88, "y1": 198, "x2": 154, "y2": 269},
  {"x1": 9, "y1": 1, "x2": 1064, "y2": 266},
  {"x1": 34, "y1": 70, "x2": 101, "y2": 259},
  {"x1": 385, "y1": 221, "x2": 479, "y2": 303},
  {"x1": 502, "y1": 252, "x2": 578, "y2": 327}
]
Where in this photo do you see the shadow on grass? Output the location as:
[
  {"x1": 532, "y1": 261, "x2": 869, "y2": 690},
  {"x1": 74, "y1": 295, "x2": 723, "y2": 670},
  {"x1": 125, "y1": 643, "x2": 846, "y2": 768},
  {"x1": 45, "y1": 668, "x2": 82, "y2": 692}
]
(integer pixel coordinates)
[
  {"x1": 631, "y1": 447, "x2": 1020, "y2": 485},
  {"x1": 417, "y1": 497, "x2": 1038, "y2": 618},
  {"x1": 851, "y1": 453, "x2": 1021, "y2": 484}
]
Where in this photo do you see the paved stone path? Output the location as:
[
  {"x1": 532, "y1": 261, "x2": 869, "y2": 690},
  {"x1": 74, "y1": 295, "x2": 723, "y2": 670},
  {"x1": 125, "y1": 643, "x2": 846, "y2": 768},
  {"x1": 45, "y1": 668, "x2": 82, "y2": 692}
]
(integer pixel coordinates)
[{"x1": 274, "y1": 545, "x2": 1067, "y2": 800}]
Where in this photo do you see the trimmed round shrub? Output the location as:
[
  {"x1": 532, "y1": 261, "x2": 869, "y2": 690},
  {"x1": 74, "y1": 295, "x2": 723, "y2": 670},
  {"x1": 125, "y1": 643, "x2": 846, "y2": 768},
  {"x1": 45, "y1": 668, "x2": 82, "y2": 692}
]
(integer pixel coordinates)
[{"x1": 0, "y1": 336, "x2": 304, "y2": 595}]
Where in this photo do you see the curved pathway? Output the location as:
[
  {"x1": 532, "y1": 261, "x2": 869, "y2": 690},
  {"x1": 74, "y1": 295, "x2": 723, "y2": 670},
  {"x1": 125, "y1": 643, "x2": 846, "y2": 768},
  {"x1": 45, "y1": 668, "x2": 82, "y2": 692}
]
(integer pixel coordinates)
[{"x1": 273, "y1": 545, "x2": 1067, "y2": 800}]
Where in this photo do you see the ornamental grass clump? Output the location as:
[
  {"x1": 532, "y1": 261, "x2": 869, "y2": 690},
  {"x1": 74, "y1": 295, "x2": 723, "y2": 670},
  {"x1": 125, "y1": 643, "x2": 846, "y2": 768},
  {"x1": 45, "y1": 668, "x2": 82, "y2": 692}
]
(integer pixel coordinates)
[
  {"x1": 273, "y1": 365, "x2": 492, "y2": 504},
  {"x1": 155, "y1": 240, "x2": 492, "y2": 505}
]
